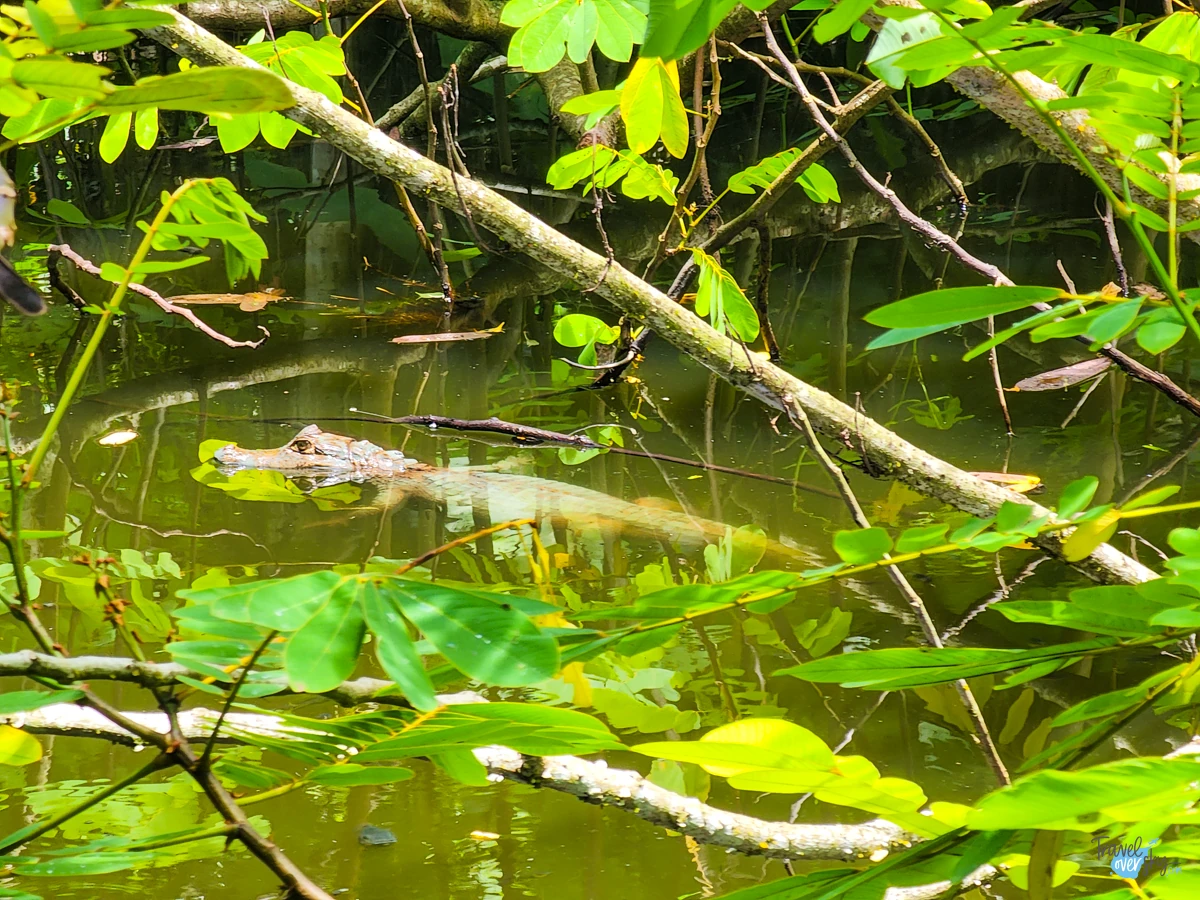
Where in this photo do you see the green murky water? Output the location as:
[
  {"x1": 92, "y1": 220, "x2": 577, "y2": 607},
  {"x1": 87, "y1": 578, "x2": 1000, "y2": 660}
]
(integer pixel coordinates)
[{"x1": 0, "y1": 136, "x2": 1194, "y2": 898}]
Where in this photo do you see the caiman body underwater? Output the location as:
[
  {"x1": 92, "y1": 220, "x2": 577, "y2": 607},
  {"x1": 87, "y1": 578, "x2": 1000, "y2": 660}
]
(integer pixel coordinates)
[{"x1": 213, "y1": 425, "x2": 814, "y2": 564}]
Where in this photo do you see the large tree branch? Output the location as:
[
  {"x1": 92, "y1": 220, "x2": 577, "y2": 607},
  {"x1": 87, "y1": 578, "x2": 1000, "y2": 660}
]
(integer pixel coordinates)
[{"x1": 142, "y1": 9, "x2": 1154, "y2": 587}]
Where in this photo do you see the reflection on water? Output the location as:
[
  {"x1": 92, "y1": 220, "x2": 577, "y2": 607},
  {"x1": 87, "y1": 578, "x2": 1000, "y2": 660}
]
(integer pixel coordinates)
[{"x1": 2, "y1": 140, "x2": 1197, "y2": 898}]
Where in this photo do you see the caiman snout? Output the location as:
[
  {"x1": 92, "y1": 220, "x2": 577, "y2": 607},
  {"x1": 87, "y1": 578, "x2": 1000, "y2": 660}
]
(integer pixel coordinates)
[{"x1": 208, "y1": 425, "x2": 413, "y2": 475}]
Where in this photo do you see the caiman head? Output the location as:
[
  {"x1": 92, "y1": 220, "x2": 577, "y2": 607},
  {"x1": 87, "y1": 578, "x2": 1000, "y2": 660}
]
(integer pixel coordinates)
[{"x1": 213, "y1": 425, "x2": 420, "y2": 483}]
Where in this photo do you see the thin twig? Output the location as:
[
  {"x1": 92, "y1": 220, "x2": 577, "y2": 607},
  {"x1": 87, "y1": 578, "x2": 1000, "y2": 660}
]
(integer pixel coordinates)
[
  {"x1": 395, "y1": 518, "x2": 535, "y2": 574},
  {"x1": 199, "y1": 629, "x2": 279, "y2": 768},
  {"x1": 987, "y1": 316, "x2": 1014, "y2": 435},
  {"x1": 780, "y1": 392, "x2": 1010, "y2": 787},
  {"x1": 48, "y1": 245, "x2": 267, "y2": 348}
]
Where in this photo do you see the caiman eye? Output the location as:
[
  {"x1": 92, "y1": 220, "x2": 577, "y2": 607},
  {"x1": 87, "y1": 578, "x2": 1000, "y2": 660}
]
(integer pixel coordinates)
[{"x1": 291, "y1": 439, "x2": 315, "y2": 453}]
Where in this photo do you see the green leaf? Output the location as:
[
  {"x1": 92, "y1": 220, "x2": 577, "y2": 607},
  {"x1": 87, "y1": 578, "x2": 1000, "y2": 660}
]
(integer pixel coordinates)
[
  {"x1": 285, "y1": 580, "x2": 366, "y2": 693},
  {"x1": 0, "y1": 690, "x2": 83, "y2": 715},
  {"x1": 360, "y1": 578, "x2": 438, "y2": 711},
  {"x1": 895, "y1": 523, "x2": 949, "y2": 554},
  {"x1": 307, "y1": 763, "x2": 415, "y2": 785},
  {"x1": 1121, "y1": 484, "x2": 1180, "y2": 512},
  {"x1": 45, "y1": 198, "x2": 89, "y2": 224},
  {"x1": 634, "y1": 718, "x2": 835, "y2": 776},
  {"x1": 215, "y1": 112, "x2": 261, "y2": 153},
  {"x1": 833, "y1": 527, "x2": 892, "y2": 564},
  {"x1": 13, "y1": 57, "x2": 110, "y2": 101},
  {"x1": 1057, "y1": 476, "x2": 1098, "y2": 518},
  {"x1": 98, "y1": 261, "x2": 126, "y2": 283},
  {"x1": 968, "y1": 758, "x2": 1200, "y2": 830},
  {"x1": 393, "y1": 581, "x2": 559, "y2": 686},
  {"x1": 51, "y1": 29, "x2": 135, "y2": 53},
  {"x1": 134, "y1": 106, "x2": 157, "y2": 150},
  {"x1": 691, "y1": 248, "x2": 760, "y2": 342},
  {"x1": 813, "y1": 0, "x2": 875, "y2": 44},
  {"x1": 355, "y1": 703, "x2": 620, "y2": 761},
  {"x1": 15, "y1": 852, "x2": 143, "y2": 876},
  {"x1": 553, "y1": 313, "x2": 620, "y2": 346},
  {"x1": 98, "y1": 68, "x2": 294, "y2": 114},
  {"x1": 641, "y1": 0, "x2": 740, "y2": 60},
  {"x1": 502, "y1": 0, "x2": 646, "y2": 72},
  {"x1": 779, "y1": 639, "x2": 1119, "y2": 689},
  {"x1": 865, "y1": 286, "x2": 1063, "y2": 330},
  {"x1": 180, "y1": 571, "x2": 342, "y2": 631},
  {"x1": 727, "y1": 149, "x2": 838, "y2": 202}
]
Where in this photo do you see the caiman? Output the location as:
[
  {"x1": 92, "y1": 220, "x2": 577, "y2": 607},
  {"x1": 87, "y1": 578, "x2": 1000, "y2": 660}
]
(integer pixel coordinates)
[{"x1": 213, "y1": 425, "x2": 815, "y2": 565}]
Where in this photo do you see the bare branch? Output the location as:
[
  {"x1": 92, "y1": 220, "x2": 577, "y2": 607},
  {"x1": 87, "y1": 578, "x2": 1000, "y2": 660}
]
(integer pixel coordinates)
[{"x1": 49, "y1": 245, "x2": 267, "y2": 349}]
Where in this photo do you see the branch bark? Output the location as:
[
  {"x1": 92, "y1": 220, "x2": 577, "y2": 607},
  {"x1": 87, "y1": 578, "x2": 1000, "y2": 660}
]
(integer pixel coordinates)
[{"x1": 142, "y1": 8, "x2": 1156, "y2": 588}]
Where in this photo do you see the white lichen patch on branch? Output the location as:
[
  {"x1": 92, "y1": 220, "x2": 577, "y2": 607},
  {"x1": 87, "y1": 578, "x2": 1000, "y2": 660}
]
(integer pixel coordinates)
[{"x1": 475, "y1": 746, "x2": 914, "y2": 861}]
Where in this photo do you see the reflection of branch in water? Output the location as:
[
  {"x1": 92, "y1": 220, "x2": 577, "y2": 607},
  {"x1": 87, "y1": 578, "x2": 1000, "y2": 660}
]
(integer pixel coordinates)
[
  {"x1": 1116, "y1": 427, "x2": 1200, "y2": 507},
  {"x1": 55, "y1": 448, "x2": 273, "y2": 559},
  {"x1": 940, "y1": 555, "x2": 1049, "y2": 643}
]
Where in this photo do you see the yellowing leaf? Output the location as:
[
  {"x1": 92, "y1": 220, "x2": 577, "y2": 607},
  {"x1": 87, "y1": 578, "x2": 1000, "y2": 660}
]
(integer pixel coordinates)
[
  {"x1": 560, "y1": 661, "x2": 593, "y2": 707},
  {"x1": 1062, "y1": 508, "x2": 1122, "y2": 561},
  {"x1": 0, "y1": 725, "x2": 42, "y2": 766},
  {"x1": 620, "y1": 56, "x2": 688, "y2": 157},
  {"x1": 698, "y1": 718, "x2": 832, "y2": 776}
]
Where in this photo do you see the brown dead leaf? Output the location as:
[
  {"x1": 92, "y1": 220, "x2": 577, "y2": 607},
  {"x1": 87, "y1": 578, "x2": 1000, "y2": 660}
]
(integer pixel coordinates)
[
  {"x1": 168, "y1": 288, "x2": 288, "y2": 312},
  {"x1": 390, "y1": 324, "x2": 504, "y2": 344},
  {"x1": 1133, "y1": 282, "x2": 1167, "y2": 301},
  {"x1": 1009, "y1": 357, "x2": 1112, "y2": 392}
]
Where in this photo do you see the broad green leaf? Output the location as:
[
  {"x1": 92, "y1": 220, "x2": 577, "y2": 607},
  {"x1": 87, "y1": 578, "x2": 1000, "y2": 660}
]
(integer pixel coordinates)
[
  {"x1": 813, "y1": 0, "x2": 875, "y2": 44},
  {"x1": 968, "y1": 759, "x2": 1200, "y2": 830},
  {"x1": 895, "y1": 524, "x2": 949, "y2": 554},
  {"x1": 0, "y1": 725, "x2": 41, "y2": 766},
  {"x1": 621, "y1": 55, "x2": 688, "y2": 157},
  {"x1": 285, "y1": 580, "x2": 365, "y2": 692},
  {"x1": 554, "y1": 313, "x2": 620, "y2": 346},
  {"x1": 393, "y1": 581, "x2": 559, "y2": 685},
  {"x1": 360, "y1": 578, "x2": 437, "y2": 711},
  {"x1": 780, "y1": 639, "x2": 1119, "y2": 689},
  {"x1": 641, "y1": 0, "x2": 740, "y2": 60},
  {"x1": 307, "y1": 764, "x2": 414, "y2": 785},
  {"x1": 98, "y1": 68, "x2": 294, "y2": 114},
  {"x1": 13, "y1": 57, "x2": 109, "y2": 100},
  {"x1": 98, "y1": 111, "x2": 130, "y2": 163},
  {"x1": 216, "y1": 112, "x2": 261, "y2": 153},
  {"x1": 1057, "y1": 476, "x2": 1098, "y2": 518},
  {"x1": 865, "y1": 286, "x2": 1062, "y2": 330},
  {"x1": 134, "y1": 106, "x2": 157, "y2": 150},
  {"x1": 833, "y1": 527, "x2": 892, "y2": 564},
  {"x1": 180, "y1": 571, "x2": 342, "y2": 631},
  {"x1": 727, "y1": 149, "x2": 839, "y2": 202},
  {"x1": 46, "y1": 198, "x2": 89, "y2": 224},
  {"x1": 502, "y1": 0, "x2": 647, "y2": 72}
]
